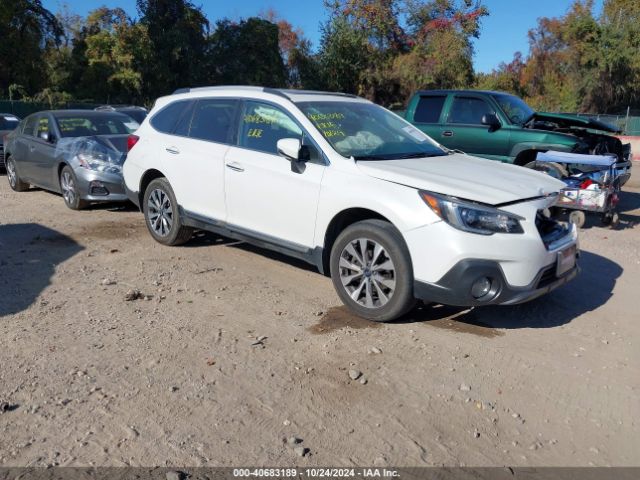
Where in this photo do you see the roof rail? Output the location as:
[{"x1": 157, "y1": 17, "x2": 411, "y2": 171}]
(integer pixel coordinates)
[
  {"x1": 275, "y1": 89, "x2": 358, "y2": 99},
  {"x1": 172, "y1": 85, "x2": 268, "y2": 95},
  {"x1": 171, "y1": 86, "x2": 361, "y2": 100}
]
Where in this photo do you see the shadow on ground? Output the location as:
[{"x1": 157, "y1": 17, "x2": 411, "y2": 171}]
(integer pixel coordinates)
[
  {"x1": 0, "y1": 223, "x2": 83, "y2": 317},
  {"x1": 311, "y1": 250, "x2": 622, "y2": 336},
  {"x1": 407, "y1": 250, "x2": 622, "y2": 330}
]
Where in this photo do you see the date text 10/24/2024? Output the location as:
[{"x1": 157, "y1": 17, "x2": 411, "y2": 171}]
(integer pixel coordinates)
[{"x1": 232, "y1": 468, "x2": 400, "y2": 478}]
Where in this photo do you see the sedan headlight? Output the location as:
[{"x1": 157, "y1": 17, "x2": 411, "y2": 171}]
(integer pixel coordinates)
[
  {"x1": 419, "y1": 191, "x2": 524, "y2": 235},
  {"x1": 77, "y1": 152, "x2": 123, "y2": 174}
]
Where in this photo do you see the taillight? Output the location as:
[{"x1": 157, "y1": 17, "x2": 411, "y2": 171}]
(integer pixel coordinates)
[{"x1": 127, "y1": 134, "x2": 140, "y2": 151}]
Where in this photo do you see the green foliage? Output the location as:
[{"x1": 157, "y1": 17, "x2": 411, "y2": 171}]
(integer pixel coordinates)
[
  {"x1": 0, "y1": 0, "x2": 63, "y2": 94},
  {"x1": 207, "y1": 18, "x2": 287, "y2": 87}
]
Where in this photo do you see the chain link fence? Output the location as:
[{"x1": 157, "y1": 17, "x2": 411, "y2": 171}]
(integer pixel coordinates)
[
  {"x1": 0, "y1": 100, "x2": 101, "y2": 119},
  {"x1": 562, "y1": 110, "x2": 640, "y2": 136}
]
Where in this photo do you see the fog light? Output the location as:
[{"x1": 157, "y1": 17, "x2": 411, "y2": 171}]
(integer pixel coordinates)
[
  {"x1": 471, "y1": 277, "x2": 492, "y2": 299},
  {"x1": 89, "y1": 181, "x2": 109, "y2": 196}
]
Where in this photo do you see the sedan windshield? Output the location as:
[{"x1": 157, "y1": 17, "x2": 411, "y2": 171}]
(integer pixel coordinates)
[
  {"x1": 492, "y1": 94, "x2": 535, "y2": 124},
  {"x1": 55, "y1": 113, "x2": 139, "y2": 138},
  {"x1": 297, "y1": 101, "x2": 447, "y2": 160}
]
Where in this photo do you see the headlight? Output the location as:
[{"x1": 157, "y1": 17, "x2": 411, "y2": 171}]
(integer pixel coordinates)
[
  {"x1": 77, "y1": 152, "x2": 122, "y2": 174},
  {"x1": 419, "y1": 191, "x2": 524, "y2": 235}
]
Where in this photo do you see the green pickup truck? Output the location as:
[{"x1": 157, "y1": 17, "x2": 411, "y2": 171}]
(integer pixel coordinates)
[{"x1": 403, "y1": 89, "x2": 632, "y2": 169}]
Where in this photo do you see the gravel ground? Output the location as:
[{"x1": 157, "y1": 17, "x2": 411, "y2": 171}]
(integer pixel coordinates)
[{"x1": 0, "y1": 170, "x2": 638, "y2": 467}]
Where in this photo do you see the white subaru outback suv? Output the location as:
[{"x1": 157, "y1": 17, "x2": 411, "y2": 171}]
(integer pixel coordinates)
[{"x1": 123, "y1": 86, "x2": 578, "y2": 322}]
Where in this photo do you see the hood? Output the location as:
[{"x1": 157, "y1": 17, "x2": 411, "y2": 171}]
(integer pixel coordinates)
[
  {"x1": 534, "y1": 112, "x2": 620, "y2": 133},
  {"x1": 356, "y1": 153, "x2": 565, "y2": 206},
  {"x1": 90, "y1": 134, "x2": 129, "y2": 153}
]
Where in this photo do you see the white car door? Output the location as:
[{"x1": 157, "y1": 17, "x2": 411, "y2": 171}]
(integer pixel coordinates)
[
  {"x1": 224, "y1": 100, "x2": 325, "y2": 249},
  {"x1": 160, "y1": 98, "x2": 239, "y2": 222}
]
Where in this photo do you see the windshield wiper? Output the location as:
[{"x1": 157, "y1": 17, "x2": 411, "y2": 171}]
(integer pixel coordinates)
[{"x1": 354, "y1": 152, "x2": 443, "y2": 160}]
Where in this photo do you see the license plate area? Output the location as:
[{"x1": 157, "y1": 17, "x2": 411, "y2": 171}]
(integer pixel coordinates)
[{"x1": 556, "y1": 244, "x2": 577, "y2": 277}]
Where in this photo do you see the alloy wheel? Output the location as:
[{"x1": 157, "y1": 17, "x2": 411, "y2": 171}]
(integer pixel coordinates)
[
  {"x1": 6, "y1": 160, "x2": 16, "y2": 188},
  {"x1": 60, "y1": 171, "x2": 76, "y2": 206},
  {"x1": 147, "y1": 188, "x2": 173, "y2": 237},
  {"x1": 338, "y1": 237, "x2": 396, "y2": 308}
]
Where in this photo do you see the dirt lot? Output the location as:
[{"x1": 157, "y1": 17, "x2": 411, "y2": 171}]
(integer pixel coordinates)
[{"x1": 0, "y1": 171, "x2": 639, "y2": 468}]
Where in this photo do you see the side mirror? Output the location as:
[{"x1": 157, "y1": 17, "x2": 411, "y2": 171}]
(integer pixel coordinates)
[
  {"x1": 39, "y1": 131, "x2": 50, "y2": 142},
  {"x1": 481, "y1": 113, "x2": 501, "y2": 130},
  {"x1": 277, "y1": 138, "x2": 303, "y2": 161}
]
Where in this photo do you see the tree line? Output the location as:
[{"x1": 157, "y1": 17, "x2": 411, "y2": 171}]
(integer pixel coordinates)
[{"x1": 0, "y1": 0, "x2": 638, "y2": 113}]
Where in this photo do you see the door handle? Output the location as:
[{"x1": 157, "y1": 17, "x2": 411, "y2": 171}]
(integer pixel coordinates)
[
  {"x1": 165, "y1": 147, "x2": 180, "y2": 155},
  {"x1": 29, "y1": 145, "x2": 36, "y2": 152},
  {"x1": 442, "y1": 131, "x2": 454, "y2": 137},
  {"x1": 225, "y1": 162, "x2": 244, "y2": 172}
]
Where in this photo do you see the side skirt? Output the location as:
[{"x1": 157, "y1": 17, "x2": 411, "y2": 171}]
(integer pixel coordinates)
[{"x1": 180, "y1": 208, "x2": 325, "y2": 274}]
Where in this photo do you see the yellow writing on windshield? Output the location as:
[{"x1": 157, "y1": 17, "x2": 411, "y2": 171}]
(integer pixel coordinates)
[{"x1": 307, "y1": 112, "x2": 345, "y2": 121}]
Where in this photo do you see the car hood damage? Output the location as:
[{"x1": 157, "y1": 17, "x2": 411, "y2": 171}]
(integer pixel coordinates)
[
  {"x1": 357, "y1": 153, "x2": 565, "y2": 206},
  {"x1": 55, "y1": 135, "x2": 128, "y2": 175},
  {"x1": 532, "y1": 112, "x2": 621, "y2": 134}
]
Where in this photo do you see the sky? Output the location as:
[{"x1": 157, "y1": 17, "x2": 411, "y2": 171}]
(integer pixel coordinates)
[{"x1": 42, "y1": 0, "x2": 605, "y2": 73}]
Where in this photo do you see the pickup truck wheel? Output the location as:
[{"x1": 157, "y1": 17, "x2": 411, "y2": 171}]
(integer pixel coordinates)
[
  {"x1": 330, "y1": 219, "x2": 415, "y2": 322},
  {"x1": 524, "y1": 160, "x2": 568, "y2": 179},
  {"x1": 143, "y1": 177, "x2": 193, "y2": 246},
  {"x1": 6, "y1": 157, "x2": 29, "y2": 192}
]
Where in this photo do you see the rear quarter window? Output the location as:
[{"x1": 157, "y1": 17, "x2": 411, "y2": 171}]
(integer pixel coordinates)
[
  {"x1": 414, "y1": 96, "x2": 446, "y2": 123},
  {"x1": 150, "y1": 100, "x2": 192, "y2": 134}
]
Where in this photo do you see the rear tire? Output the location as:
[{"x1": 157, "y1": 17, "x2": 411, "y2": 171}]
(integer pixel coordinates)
[
  {"x1": 143, "y1": 177, "x2": 193, "y2": 246},
  {"x1": 6, "y1": 157, "x2": 29, "y2": 192},
  {"x1": 330, "y1": 219, "x2": 415, "y2": 322},
  {"x1": 60, "y1": 166, "x2": 88, "y2": 210}
]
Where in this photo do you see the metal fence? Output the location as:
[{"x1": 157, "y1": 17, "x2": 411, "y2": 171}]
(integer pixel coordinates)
[
  {"x1": 0, "y1": 100, "x2": 101, "y2": 119},
  {"x1": 562, "y1": 110, "x2": 640, "y2": 136}
]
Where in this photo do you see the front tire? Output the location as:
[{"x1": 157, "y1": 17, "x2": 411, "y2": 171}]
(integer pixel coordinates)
[
  {"x1": 60, "y1": 166, "x2": 88, "y2": 210},
  {"x1": 330, "y1": 219, "x2": 415, "y2": 322},
  {"x1": 6, "y1": 157, "x2": 29, "y2": 192},
  {"x1": 143, "y1": 177, "x2": 193, "y2": 246}
]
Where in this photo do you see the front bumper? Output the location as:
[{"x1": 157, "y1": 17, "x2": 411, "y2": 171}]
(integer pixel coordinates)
[
  {"x1": 414, "y1": 258, "x2": 579, "y2": 307},
  {"x1": 74, "y1": 167, "x2": 128, "y2": 202}
]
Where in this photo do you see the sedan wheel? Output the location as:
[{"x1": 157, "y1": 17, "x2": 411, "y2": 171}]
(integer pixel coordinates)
[
  {"x1": 59, "y1": 166, "x2": 87, "y2": 210},
  {"x1": 6, "y1": 157, "x2": 29, "y2": 192}
]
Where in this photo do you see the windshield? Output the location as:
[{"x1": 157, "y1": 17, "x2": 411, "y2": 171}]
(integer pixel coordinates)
[
  {"x1": 55, "y1": 113, "x2": 139, "y2": 138},
  {"x1": 492, "y1": 94, "x2": 535, "y2": 124},
  {"x1": 0, "y1": 115, "x2": 20, "y2": 130},
  {"x1": 297, "y1": 101, "x2": 447, "y2": 160}
]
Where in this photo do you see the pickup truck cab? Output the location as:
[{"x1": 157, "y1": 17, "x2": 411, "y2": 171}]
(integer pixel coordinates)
[{"x1": 404, "y1": 90, "x2": 632, "y2": 179}]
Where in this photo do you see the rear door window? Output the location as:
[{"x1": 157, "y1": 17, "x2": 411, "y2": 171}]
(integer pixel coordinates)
[
  {"x1": 414, "y1": 96, "x2": 446, "y2": 123},
  {"x1": 188, "y1": 99, "x2": 238, "y2": 144},
  {"x1": 448, "y1": 97, "x2": 494, "y2": 125},
  {"x1": 150, "y1": 100, "x2": 192, "y2": 134}
]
